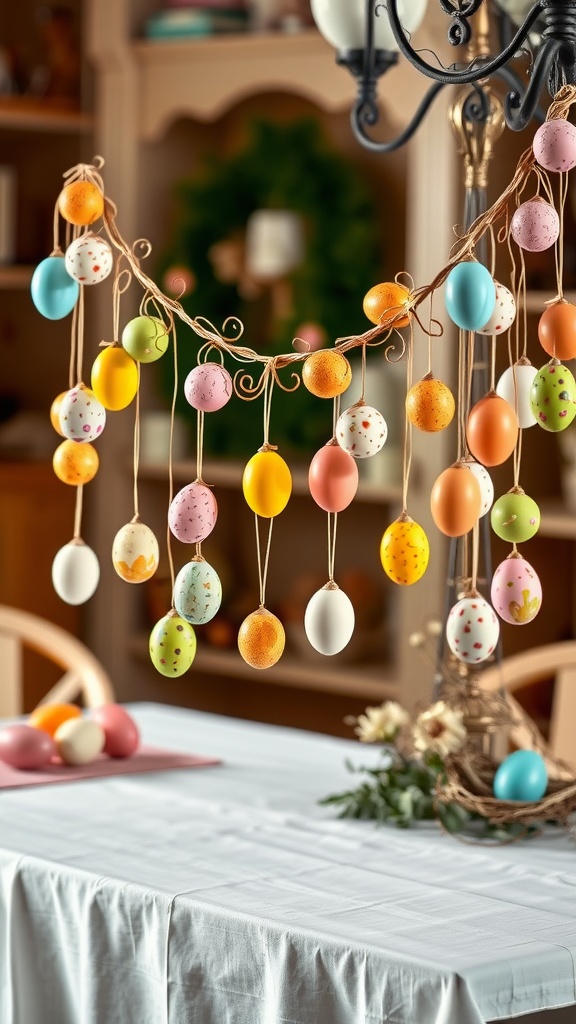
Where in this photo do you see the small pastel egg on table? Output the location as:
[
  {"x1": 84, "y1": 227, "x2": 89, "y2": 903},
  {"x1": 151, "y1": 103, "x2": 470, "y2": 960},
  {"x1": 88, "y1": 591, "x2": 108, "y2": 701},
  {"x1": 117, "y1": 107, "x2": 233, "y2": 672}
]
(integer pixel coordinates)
[
  {"x1": 405, "y1": 375, "x2": 455, "y2": 432},
  {"x1": 65, "y1": 234, "x2": 113, "y2": 285},
  {"x1": 335, "y1": 402, "x2": 387, "y2": 458},
  {"x1": 31, "y1": 255, "x2": 79, "y2": 320},
  {"x1": 55, "y1": 718, "x2": 106, "y2": 766},
  {"x1": 242, "y1": 450, "x2": 292, "y2": 518},
  {"x1": 0, "y1": 724, "x2": 56, "y2": 769},
  {"x1": 308, "y1": 441, "x2": 358, "y2": 512},
  {"x1": 52, "y1": 540, "x2": 100, "y2": 605},
  {"x1": 446, "y1": 595, "x2": 499, "y2": 665},
  {"x1": 91, "y1": 704, "x2": 140, "y2": 758},
  {"x1": 238, "y1": 607, "x2": 285, "y2": 669},
  {"x1": 496, "y1": 362, "x2": 538, "y2": 429},
  {"x1": 510, "y1": 199, "x2": 559, "y2": 252},
  {"x1": 462, "y1": 459, "x2": 494, "y2": 516},
  {"x1": 149, "y1": 612, "x2": 197, "y2": 677},
  {"x1": 29, "y1": 702, "x2": 82, "y2": 737},
  {"x1": 184, "y1": 362, "x2": 233, "y2": 412},
  {"x1": 112, "y1": 520, "x2": 159, "y2": 583},
  {"x1": 168, "y1": 481, "x2": 218, "y2": 543},
  {"x1": 493, "y1": 749, "x2": 547, "y2": 802},
  {"x1": 445, "y1": 261, "x2": 495, "y2": 331},
  {"x1": 173, "y1": 557, "x2": 222, "y2": 625},
  {"x1": 59, "y1": 385, "x2": 106, "y2": 443},
  {"x1": 530, "y1": 362, "x2": 576, "y2": 432},
  {"x1": 490, "y1": 555, "x2": 541, "y2": 625},
  {"x1": 380, "y1": 516, "x2": 429, "y2": 585},
  {"x1": 490, "y1": 490, "x2": 540, "y2": 544},
  {"x1": 301, "y1": 349, "x2": 351, "y2": 398},
  {"x1": 304, "y1": 584, "x2": 355, "y2": 655}
]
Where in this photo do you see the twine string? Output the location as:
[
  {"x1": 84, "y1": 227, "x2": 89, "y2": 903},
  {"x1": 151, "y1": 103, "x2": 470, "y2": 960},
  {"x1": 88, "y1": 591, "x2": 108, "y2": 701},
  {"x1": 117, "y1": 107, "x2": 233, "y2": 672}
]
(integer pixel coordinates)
[
  {"x1": 255, "y1": 515, "x2": 274, "y2": 608},
  {"x1": 73, "y1": 484, "x2": 83, "y2": 540}
]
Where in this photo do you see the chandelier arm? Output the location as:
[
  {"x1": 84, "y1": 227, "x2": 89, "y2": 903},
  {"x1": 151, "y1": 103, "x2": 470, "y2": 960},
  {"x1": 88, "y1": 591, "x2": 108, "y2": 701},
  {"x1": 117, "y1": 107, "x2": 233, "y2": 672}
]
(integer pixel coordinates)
[
  {"x1": 492, "y1": 64, "x2": 546, "y2": 125},
  {"x1": 503, "y1": 36, "x2": 564, "y2": 131},
  {"x1": 385, "y1": 0, "x2": 544, "y2": 86},
  {"x1": 351, "y1": 79, "x2": 446, "y2": 153}
]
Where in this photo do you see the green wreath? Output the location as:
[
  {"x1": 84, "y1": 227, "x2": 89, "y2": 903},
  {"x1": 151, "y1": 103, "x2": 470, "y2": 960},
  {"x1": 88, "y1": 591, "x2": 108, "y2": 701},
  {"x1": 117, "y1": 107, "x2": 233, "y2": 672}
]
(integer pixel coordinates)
[{"x1": 157, "y1": 118, "x2": 381, "y2": 458}]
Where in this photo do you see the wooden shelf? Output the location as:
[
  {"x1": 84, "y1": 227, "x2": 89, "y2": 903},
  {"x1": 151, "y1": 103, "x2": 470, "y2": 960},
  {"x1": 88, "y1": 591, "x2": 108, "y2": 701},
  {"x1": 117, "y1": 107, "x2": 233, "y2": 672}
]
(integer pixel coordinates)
[
  {"x1": 539, "y1": 502, "x2": 576, "y2": 540},
  {"x1": 0, "y1": 97, "x2": 92, "y2": 134},
  {"x1": 0, "y1": 265, "x2": 34, "y2": 289},
  {"x1": 524, "y1": 291, "x2": 576, "y2": 314}
]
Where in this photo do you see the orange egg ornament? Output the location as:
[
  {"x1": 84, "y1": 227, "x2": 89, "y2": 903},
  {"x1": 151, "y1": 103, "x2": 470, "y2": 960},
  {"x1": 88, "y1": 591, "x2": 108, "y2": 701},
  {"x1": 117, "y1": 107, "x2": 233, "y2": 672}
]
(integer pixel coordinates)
[
  {"x1": 466, "y1": 391, "x2": 519, "y2": 466},
  {"x1": 50, "y1": 391, "x2": 68, "y2": 436},
  {"x1": 406, "y1": 374, "x2": 455, "y2": 432},
  {"x1": 53, "y1": 439, "x2": 99, "y2": 485},
  {"x1": 538, "y1": 301, "x2": 576, "y2": 361},
  {"x1": 58, "y1": 181, "x2": 105, "y2": 226},
  {"x1": 29, "y1": 702, "x2": 82, "y2": 737},
  {"x1": 363, "y1": 281, "x2": 411, "y2": 327},
  {"x1": 302, "y1": 349, "x2": 351, "y2": 398},
  {"x1": 430, "y1": 462, "x2": 482, "y2": 537},
  {"x1": 238, "y1": 608, "x2": 285, "y2": 669}
]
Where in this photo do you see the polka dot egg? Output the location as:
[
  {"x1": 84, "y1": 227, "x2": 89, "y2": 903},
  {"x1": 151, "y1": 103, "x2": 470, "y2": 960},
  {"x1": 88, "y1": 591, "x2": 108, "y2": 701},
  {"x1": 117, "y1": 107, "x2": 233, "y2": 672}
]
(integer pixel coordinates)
[
  {"x1": 59, "y1": 386, "x2": 106, "y2": 443},
  {"x1": 65, "y1": 234, "x2": 113, "y2": 285},
  {"x1": 168, "y1": 481, "x2": 218, "y2": 544},
  {"x1": 184, "y1": 362, "x2": 233, "y2": 412},
  {"x1": 149, "y1": 612, "x2": 197, "y2": 677},
  {"x1": 405, "y1": 375, "x2": 455, "y2": 432},
  {"x1": 336, "y1": 402, "x2": 387, "y2": 458},
  {"x1": 510, "y1": 199, "x2": 559, "y2": 252},
  {"x1": 380, "y1": 516, "x2": 429, "y2": 585},
  {"x1": 446, "y1": 595, "x2": 499, "y2": 666},
  {"x1": 112, "y1": 520, "x2": 159, "y2": 583},
  {"x1": 491, "y1": 555, "x2": 542, "y2": 625},
  {"x1": 477, "y1": 281, "x2": 516, "y2": 336},
  {"x1": 530, "y1": 362, "x2": 576, "y2": 432}
]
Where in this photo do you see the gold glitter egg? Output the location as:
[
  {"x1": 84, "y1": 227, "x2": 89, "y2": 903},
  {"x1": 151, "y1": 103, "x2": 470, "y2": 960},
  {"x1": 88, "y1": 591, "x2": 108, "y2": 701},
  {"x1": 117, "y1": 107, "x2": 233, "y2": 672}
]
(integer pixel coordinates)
[
  {"x1": 380, "y1": 517, "x2": 429, "y2": 585},
  {"x1": 301, "y1": 350, "x2": 351, "y2": 398},
  {"x1": 406, "y1": 375, "x2": 455, "y2": 432},
  {"x1": 238, "y1": 608, "x2": 285, "y2": 669}
]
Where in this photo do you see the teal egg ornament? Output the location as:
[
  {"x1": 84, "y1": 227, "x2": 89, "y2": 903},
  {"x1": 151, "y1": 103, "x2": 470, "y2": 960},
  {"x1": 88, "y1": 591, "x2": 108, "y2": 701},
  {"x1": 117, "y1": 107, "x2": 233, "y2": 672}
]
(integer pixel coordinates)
[
  {"x1": 493, "y1": 749, "x2": 548, "y2": 801},
  {"x1": 149, "y1": 612, "x2": 197, "y2": 677},
  {"x1": 31, "y1": 255, "x2": 80, "y2": 320},
  {"x1": 490, "y1": 489, "x2": 540, "y2": 543},
  {"x1": 445, "y1": 261, "x2": 496, "y2": 331},
  {"x1": 530, "y1": 362, "x2": 576, "y2": 432}
]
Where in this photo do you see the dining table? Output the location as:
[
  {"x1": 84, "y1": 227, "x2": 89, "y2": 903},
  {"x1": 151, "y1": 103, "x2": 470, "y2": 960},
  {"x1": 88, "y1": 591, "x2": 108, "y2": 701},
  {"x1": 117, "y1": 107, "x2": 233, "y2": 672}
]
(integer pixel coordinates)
[{"x1": 1, "y1": 701, "x2": 575, "y2": 1024}]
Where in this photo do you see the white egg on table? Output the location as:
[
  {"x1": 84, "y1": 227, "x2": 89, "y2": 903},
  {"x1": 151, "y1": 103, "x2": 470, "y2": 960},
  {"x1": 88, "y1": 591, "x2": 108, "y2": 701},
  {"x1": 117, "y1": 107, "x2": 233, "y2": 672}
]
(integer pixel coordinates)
[{"x1": 55, "y1": 718, "x2": 106, "y2": 765}]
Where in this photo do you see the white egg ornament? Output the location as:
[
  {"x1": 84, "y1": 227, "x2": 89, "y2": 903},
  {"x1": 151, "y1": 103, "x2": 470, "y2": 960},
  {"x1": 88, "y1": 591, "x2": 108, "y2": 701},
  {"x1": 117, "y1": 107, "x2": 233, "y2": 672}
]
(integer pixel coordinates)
[
  {"x1": 184, "y1": 362, "x2": 233, "y2": 412},
  {"x1": 65, "y1": 234, "x2": 113, "y2": 285},
  {"x1": 446, "y1": 594, "x2": 499, "y2": 666},
  {"x1": 52, "y1": 540, "x2": 100, "y2": 605},
  {"x1": 477, "y1": 281, "x2": 516, "y2": 336},
  {"x1": 335, "y1": 402, "x2": 388, "y2": 458},
  {"x1": 304, "y1": 583, "x2": 355, "y2": 656},
  {"x1": 463, "y1": 459, "x2": 494, "y2": 517},
  {"x1": 491, "y1": 555, "x2": 542, "y2": 625},
  {"x1": 496, "y1": 361, "x2": 538, "y2": 428},
  {"x1": 112, "y1": 520, "x2": 159, "y2": 583},
  {"x1": 168, "y1": 481, "x2": 218, "y2": 544},
  {"x1": 173, "y1": 557, "x2": 222, "y2": 625},
  {"x1": 59, "y1": 385, "x2": 106, "y2": 443},
  {"x1": 55, "y1": 718, "x2": 105, "y2": 766}
]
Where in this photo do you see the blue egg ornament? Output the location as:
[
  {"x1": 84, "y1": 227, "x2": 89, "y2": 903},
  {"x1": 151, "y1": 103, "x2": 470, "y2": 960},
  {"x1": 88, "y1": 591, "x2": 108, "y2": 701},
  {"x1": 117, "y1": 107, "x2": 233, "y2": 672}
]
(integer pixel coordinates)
[
  {"x1": 493, "y1": 749, "x2": 548, "y2": 802},
  {"x1": 445, "y1": 262, "x2": 496, "y2": 331},
  {"x1": 31, "y1": 255, "x2": 80, "y2": 320}
]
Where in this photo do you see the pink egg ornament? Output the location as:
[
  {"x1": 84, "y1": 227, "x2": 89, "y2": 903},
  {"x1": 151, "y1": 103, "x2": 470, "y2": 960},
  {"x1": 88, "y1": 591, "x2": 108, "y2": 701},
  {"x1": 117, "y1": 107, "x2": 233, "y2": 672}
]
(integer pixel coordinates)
[
  {"x1": 491, "y1": 555, "x2": 542, "y2": 625},
  {"x1": 533, "y1": 118, "x2": 576, "y2": 173},
  {"x1": 308, "y1": 441, "x2": 359, "y2": 512},
  {"x1": 0, "y1": 724, "x2": 56, "y2": 769},
  {"x1": 168, "y1": 481, "x2": 218, "y2": 543},
  {"x1": 184, "y1": 362, "x2": 233, "y2": 412},
  {"x1": 510, "y1": 199, "x2": 559, "y2": 253},
  {"x1": 92, "y1": 704, "x2": 140, "y2": 757}
]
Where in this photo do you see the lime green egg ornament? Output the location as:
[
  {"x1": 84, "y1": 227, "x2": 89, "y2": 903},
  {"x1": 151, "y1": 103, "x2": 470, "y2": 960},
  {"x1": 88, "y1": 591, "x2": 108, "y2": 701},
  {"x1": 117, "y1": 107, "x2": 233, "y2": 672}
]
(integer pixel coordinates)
[
  {"x1": 530, "y1": 362, "x2": 576, "y2": 431},
  {"x1": 122, "y1": 315, "x2": 170, "y2": 363},
  {"x1": 149, "y1": 612, "x2": 197, "y2": 677},
  {"x1": 490, "y1": 490, "x2": 540, "y2": 543}
]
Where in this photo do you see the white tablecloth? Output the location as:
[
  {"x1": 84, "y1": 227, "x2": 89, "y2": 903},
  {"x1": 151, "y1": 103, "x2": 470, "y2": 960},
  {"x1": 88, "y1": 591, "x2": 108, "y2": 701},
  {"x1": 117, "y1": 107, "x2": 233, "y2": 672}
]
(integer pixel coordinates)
[{"x1": 1, "y1": 703, "x2": 576, "y2": 1024}]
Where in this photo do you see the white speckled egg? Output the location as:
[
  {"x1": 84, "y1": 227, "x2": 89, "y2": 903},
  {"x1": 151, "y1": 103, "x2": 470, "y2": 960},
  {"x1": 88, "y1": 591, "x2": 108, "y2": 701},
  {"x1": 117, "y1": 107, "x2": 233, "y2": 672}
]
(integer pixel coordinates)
[
  {"x1": 304, "y1": 584, "x2": 355, "y2": 655},
  {"x1": 490, "y1": 555, "x2": 542, "y2": 625},
  {"x1": 168, "y1": 481, "x2": 218, "y2": 544},
  {"x1": 65, "y1": 234, "x2": 113, "y2": 285},
  {"x1": 112, "y1": 520, "x2": 159, "y2": 583},
  {"x1": 446, "y1": 595, "x2": 499, "y2": 665},
  {"x1": 496, "y1": 362, "x2": 538, "y2": 428},
  {"x1": 510, "y1": 199, "x2": 559, "y2": 252},
  {"x1": 184, "y1": 362, "x2": 233, "y2": 412},
  {"x1": 477, "y1": 281, "x2": 516, "y2": 336},
  {"x1": 335, "y1": 402, "x2": 388, "y2": 458},
  {"x1": 55, "y1": 717, "x2": 105, "y2": 765},
  {"x1": 59, "y1": 385, "x2": 106, "y2": 443},
  {"x1": 463, "y1": 459, "x2": 494, "y2": 516},
  {"x1": 52, "y1": 540, "x2": 100, "y2": 605},
  {"x1": 173, "y1": 557, "x2": 222, "y2": 625}
]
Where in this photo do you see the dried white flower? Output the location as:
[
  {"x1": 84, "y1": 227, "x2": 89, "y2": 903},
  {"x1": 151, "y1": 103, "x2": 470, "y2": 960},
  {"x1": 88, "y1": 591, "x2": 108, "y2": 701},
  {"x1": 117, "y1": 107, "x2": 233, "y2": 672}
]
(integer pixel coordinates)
[
  {"x1": 413, "y1": 700, "x2": 467, "y2": 757},
  {"x1": 354, "y1": 700, "x2": 409, "y2": 743}
]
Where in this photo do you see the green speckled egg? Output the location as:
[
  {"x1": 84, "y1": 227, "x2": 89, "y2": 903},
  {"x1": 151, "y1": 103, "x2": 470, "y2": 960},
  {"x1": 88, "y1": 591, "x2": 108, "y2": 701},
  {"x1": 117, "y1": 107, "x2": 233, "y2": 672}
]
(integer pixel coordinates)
[
  {"x1": 530, "y1": 362, "x2": 576, "y2": 432},
  {"x1": 490, "y1": 491, "x2": 540, "y2": 543},
  {"x1": 149, "y1": 613, "x2": 196, "y2": 677}
]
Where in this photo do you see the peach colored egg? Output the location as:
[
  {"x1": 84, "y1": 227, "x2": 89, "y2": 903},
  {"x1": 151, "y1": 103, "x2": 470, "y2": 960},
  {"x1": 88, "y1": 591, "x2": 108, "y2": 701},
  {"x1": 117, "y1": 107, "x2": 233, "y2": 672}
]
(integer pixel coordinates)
[
  {"x1": 53, "y1": 439, "x2": 99, "y2": 485},
  {"x1": 50, "y1": 391, "x2": 68, "y2": 436},
  {"x1": 308, "y1": 441, "x2": 359, "y2": 512},
  {"x1": 538, "y1": 302, "x2": 576, "y2": 361},
  {"x1": 92, "y1": 704, "x2": 140, "y2": 757},
  {"x1": 58, "y1": 181, "x2": 104, "y2": 226},
  {"x1": 430, "y1": 463, "x2": 481, "y2": 537},
  {"x1": 29, "y1": 703, "x2": 82, "y2": 737},
  {"x1": 238, "y1": 608, "x2": 285, "y2": 669},
  {"x1": 405, "y1": 375, "x2": 455, "y2": 432},
  {"x1": 301, "y1": 350, "x2": 351, "y2": 398},
  {"x1": 466, "y1": 392, "x2": 518, "y2": 466}
]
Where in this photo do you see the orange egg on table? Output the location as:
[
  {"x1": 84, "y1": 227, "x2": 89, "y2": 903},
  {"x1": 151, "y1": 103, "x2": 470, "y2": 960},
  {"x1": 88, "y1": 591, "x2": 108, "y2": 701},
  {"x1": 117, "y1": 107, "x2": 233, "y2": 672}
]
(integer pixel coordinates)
[
  {"x1": 538, "y1": 301, "x2": 576, "y2": 361},
  {"x1": 363, "y1": 281, "x2": 411, "y2": 327},
  {"x1": 406, "y1": 375, "x2": 455, "y2": 432},
  {"x1": 238, "y1": 608, "x2": 285, "y2": 669},
  {"x1": 53, "y1": 439, "x2": 99, "y2": 485},
  {"x1": 301, "y1": 350, "x2": 351, "y2": 398},
  {"x1": 58, "y1": 181, "x2": 104, "y2": 226},
  {"x1": 430, "y1": 462, "x2": 482, "y2": 537},
  {"x1": 29, "y1": 702, "x2": 82, "y2": 737},
  {"x1": 466, "y1": 392, "x2": 519, "y2": 466}
]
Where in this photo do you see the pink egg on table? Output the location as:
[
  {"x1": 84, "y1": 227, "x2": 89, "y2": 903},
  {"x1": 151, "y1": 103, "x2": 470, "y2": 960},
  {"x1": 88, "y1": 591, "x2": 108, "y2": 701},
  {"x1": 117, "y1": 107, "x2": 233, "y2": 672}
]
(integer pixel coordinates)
[
  {"x1": 510, "y1": 200, "x2": 559, "y2": 253},
  {"x1": 91, "y1": 704, "x2": 140, "y2": 757},
  {"x1": 168, "y1": 481, "x2": 218, "y2": 543},
  {"x1": 184, "y1": 362, "x2": 233, "y2": 412},
  {"x1": 0, "y1": 724, "x2": 56, "y2": 769},
  {"x1": 533, "y1": 118, "x2": 576, "y2": 173}
]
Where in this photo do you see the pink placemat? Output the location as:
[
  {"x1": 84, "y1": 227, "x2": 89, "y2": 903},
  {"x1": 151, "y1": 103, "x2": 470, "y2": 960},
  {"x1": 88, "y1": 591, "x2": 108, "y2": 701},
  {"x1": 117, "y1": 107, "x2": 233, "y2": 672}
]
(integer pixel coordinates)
[{"x1": 0, "y1": 745, "x2": 221, "y2": 790}]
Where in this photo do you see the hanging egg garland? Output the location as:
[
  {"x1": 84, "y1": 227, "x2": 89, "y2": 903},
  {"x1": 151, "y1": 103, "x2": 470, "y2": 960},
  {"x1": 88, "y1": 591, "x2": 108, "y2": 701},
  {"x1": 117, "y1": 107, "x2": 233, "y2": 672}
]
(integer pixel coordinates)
[
  {"x1": 308, "y1": 440, "x2": 358, "y2": 512},
  {"x1": 31, "y1": 255, "x2": 80, "y2": 320},
  {"x1": 491, "y1": 555, "x2": 542, "y2": 625},
  {"x1": 530, "y1": 362, "x2": 576, "y2": 432},
  {"x1": 121, "y1": 315, "x2": 170, "y2": 363},
  {"x1": 362, "y1": 280, "x2": 411, "y2": 327},
  {"x1": 168, "y1": 480, "x2": 218, "y2": 543},
  {"x1": 430, "y1": 462, "x2": 481, "y2": 538},
  {"x1": 380, "y1": 516, "x2": 429, "y2": 585},
  {"x1": 538, "y1": 302, "x2": 576, "y2": 362},
  {"x1": 490, "y1": 489, "x2": 540, "y2": 544},
  {"x1": 445, "y1": 594, "x2": 500, "y2": 666},
  {"x1": 65, "y1": 234, "x2": 113, "y2": 285},
  {"x1": 53, "y1": 439, "x2": 99, "y2": 486},
  {"x1": 301, "y1": 348, "x2": 352, "y2": 398},
  {"x1": 533, "y1": 118, "x2": 576, "y2": 173},
  {"x1": 510, "y1": 199, "x2": 560, "y2": 252},
  {"x1": 238, "y1": 607, "x2": 285, "y2": 669},
  {"x1": 173, "y1": 557, "x2": 222, "y2": 625},
  {"x1": 496, "y1": 362, "x2": 538, "y2": 429},
  {"x1": 444, "y1": 261, "x2": 496, "y2": 331},
  {"x1": 112, "y1": 520, "x2": 159, "y2": 583},
  {"x1": 462, "y1": 459, "x2": 494, "y2": 517},
  {"x1": 59, "y1": 385, "x2": 107, "y2": 444},
  {"x1": 335, "y1": 402, "x2": 388, "y2": 458},
  {"x1": 242, "y1": 449, "x2": 292, "y2": 518},
  {"x1": 466, "y1": 392, "x2": 518, "y2": 466},
  {"x1": 91, "y1": 345, "x2": 139, "y2": 411},
  {"x1": 149, "y1": 612, "x2": 197, "y2": 677},
  {"x1": 405, "y1": 374, "x2": 455, "y2": 432},
  {"x1": 304, "y1": 584, "x2": 355, "y2": 655},
  {"x1": 184, "y1": 362, "x2": 233, "y2": 412},
  {"x1": 58, "y1": 180, "x2": 105, "y2": 226},
  {"x1": 52, "y1": 540, "x2": 101, "y2": 606},
  {"x1": 476, "y1": 281, "x2": 516, "y2": 336}
]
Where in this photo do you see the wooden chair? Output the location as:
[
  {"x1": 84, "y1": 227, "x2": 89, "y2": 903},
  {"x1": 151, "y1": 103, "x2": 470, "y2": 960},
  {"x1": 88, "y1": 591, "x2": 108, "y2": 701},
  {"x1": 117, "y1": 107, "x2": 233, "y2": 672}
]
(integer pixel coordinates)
[
  {"x1": 481, "y1": 641, "x2": 576, "y2": 773},
  {"x1": 0, "y1": 604, "x2": 115, "y2": 716}
]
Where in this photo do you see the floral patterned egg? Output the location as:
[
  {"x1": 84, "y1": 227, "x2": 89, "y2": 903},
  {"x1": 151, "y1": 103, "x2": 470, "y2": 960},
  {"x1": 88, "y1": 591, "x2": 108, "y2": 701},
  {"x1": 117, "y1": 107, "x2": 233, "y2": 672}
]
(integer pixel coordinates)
[
  {"x1": 184, "y1": 362, "x2": 233, "y2": 412},
  {"x1": 168, "y1": 481, "x2": 218, "y2": 543},
  {"x1": 490, "y1": 490, "x2": 540, "y2": 544},
  {"x1": 533, "y1": 118, "x2": 576, "y2": 173},
  {"x1": 510, "y1": 199, "x2": 559, "y2": 252},
  {"x1": 335, "y1": 402, "x2": 387, "y2": 458},
  {"x1": 301, "y1": 349, "x2": 351, "y2": 398},
  {"x1": 380, "y1": 516, "x2": 429, "y2": 585},
  {"x1": 530, "y1": 362, "x2": 576, "y2": 432},
  {"x1": 496, "y1": 362, "x2": 538, "y2": 428},
  {"x1": 446, "y1": 595, "x2": 499, "y2": 666},
  {"x1": 238, "y1": 607, "x2": 285, "y2": 669},
  {"x1": 112, "y1": 520, "x2": 159, "y2": 583},
  {"x1": 65, "y1": 234, "x2": 113, "y2": 285},
  {"x1": 173, "y1": 557, "x2": 222, "y2": 625},
  {"x1": 477, "y1": 281, "x2": 516, "y2": 336},
  {"x1": 149, "y1": 612, "x2": 196, "y2": 677},
  {"x1": 405, "y1": 375, "x2": 455, "y2": 432},
  {"x1": 491, "y1": 555, "x2": 542, "y2": 625},
  {"x1": 463, "y1": 459, "x2": 494, "y2": 517},
  {"x1": 59, "y1": 385, "x2": 106, "y2": 443}
]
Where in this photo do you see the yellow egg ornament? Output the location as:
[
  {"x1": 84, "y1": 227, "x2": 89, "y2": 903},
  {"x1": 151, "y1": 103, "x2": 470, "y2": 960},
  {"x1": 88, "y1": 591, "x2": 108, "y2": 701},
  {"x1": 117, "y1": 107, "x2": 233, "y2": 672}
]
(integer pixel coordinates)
[
  {"x1": 238, "y1": 607, "x2": 285, "y2": 669},
  {"x1": 406, "y1": 374, "x2": 455, "y2": 432},
  {"x1": 91, "y1": 344, "x2": 139, "y2": 410},
  {"x1": 301, "y1": 349, "x2": 351, "y2": 398},
  {"x1": 53, "y1": 439, "x2": 99, "y2": 485},
  {"x1": 242, "y1": 449, "x2": 292, "y2": 518},
  {"x1": 380, "y1": 516, "x2": 430, "y2": 585}
]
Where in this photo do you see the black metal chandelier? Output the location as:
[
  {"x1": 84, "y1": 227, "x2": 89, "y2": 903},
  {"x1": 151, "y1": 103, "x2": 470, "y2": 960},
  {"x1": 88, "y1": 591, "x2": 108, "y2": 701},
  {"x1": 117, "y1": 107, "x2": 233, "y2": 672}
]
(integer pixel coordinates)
[{"x1": 311, "y1": 1, "x2": 576, "y2": 153}]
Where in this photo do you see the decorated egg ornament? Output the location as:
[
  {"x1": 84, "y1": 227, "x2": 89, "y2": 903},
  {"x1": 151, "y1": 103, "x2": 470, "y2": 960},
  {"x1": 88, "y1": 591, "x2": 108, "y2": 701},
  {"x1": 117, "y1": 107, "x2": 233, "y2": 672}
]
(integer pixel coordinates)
[
  {"x1": 533, "y1": 118, "x2": 576, "y2": 173},
  {"x1": 112, "y1": 520, "x2": 159, "y2": 583},
  {"x1": 58, "y1": 180, "x2": 104, "y2": 226},
  {"x1": 168, "y1": 481, "x2": 218, "y2": 543},
  {"x1": 173, "y1": 557, "x2": 222, "y2": 625},
  {"x1": 380, "y1": 516, "x2": 429, "y2": 585},
  {"x1": 362, "y1": 280, "x2": 411, "y2": 327},
  {"x1": 149, "y1": 612, "x2": 197, "y2": 677},
  {"x1": 59, "y1": 386, "x2": 106, "y2": 444},
  {"x1": 463, "y1": 460, "x2": 494, "y2": 517},
  {"x1": 445, "y1": 261, "x2": 495, "y2": 331},
  {"x1": 477, "y1": 281, "x2": 516, "y2": 336},
  {"x1": 122, "y1": 316, "x2": 170, "y2": 363},
  {"x1": 65, "y1": 234, "x2": 113, "y2": 285},
  {"x1": 490, "y1": 489, "x2": 540, "y2": 544},
  {"x1": 301, "y1": 349, "x2": 351, "y2": 398},
  {"x1": 53, "y1": 439, "x2": 99, "y2": 485},
  {"x1": 446, "y1": 594, "x2": 499, "y2": 666},
  {"x1": 336, "y1": 402, "x2": 388, "y2": 458},
  {"x1": 243, "y1": 449, "x2": 292, "y2": 518},
  {"x1": 405, "y1": 374, "x2": 455, "y2": 432},
  {"x1": 238, "y1": 607, "x2": 285, "y2": 669},
  {"x1": 510, "y1": 199, "x2": 559, "y2": 252},
  {"x1": 530, "y1": 361, "x2": 576, "y2": 432},
  {"x1": 491, "y1": 554, "x2": 541, "y2": 625},
  {"x1": 184, "y1": 362, "x2": 233, "y2": 412}
]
